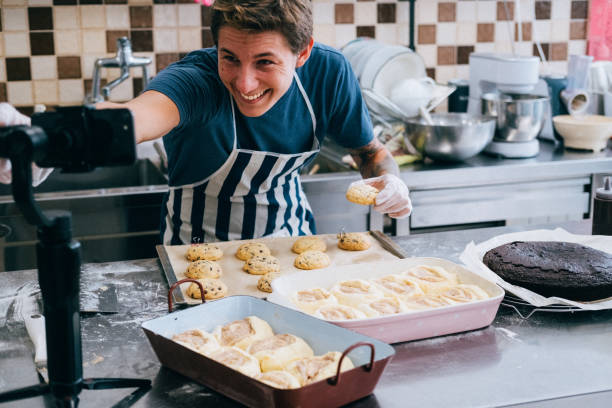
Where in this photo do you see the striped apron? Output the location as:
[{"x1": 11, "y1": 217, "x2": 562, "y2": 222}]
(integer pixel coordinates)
[{"x1": 161, "y1": 72, "x2": 319, "y2": 245}]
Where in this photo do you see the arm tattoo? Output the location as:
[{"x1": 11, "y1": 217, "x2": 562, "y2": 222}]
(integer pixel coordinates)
[{"x1": 348, "y1": 139, "x2": 399, "y2": 179}]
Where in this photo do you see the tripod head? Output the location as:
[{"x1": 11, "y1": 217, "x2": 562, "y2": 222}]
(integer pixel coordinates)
[{"x1": 0, "y1": 106, "x2": 150, "y2": 407}]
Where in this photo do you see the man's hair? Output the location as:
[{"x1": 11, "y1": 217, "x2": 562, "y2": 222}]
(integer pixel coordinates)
[{"x1": 210, "y1": 0, "x2": 313, "y2": 54}]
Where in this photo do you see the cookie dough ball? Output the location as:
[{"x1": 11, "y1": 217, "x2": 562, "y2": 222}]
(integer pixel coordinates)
[
  {"x1": 285, "y1": 352, "x2": 354, "y2": 386},
  {"x1": 213, "y1": 315, "x2": 275, "y2": 351},
  {"x1": 172, "y1": 329, "x2": 220, "y2": 356},
  {"x1": 337, "y1": 232, "x2": 371, "y2": 251},
  {"x1": 186, "y1": 243, "x2": 223, "y2": 261},
  {"x1": 247, "y1": 333, "x2": 314, "y2": 372},
  {"x1": 291, "y1": 236, "x2": 327, "y2": 254},
  {"x1": 255, "y1": 371, "x2": 301, "y2": 389},
  {"x1": 330, "y1": 279, "x2": 384, "y2": 308},
  {"x1": 346, "y1": 183, "x2": 379, "y2": 205},
  {"x1": 185, "y1": 260, "x2": 223, "y2": 279},
  {"x1": 185, "y1": 278, "x2": 228, "y2": 300},
  {"x1": 401, "y1": 265, "x2": 459, "y2": 293},
  {"x1": 291, "y1": 288, "x2": 338, "y2": 314},
  {"x1": 236, "y1": 242, "x2": 271, "y2": 261},
  {"x1": 313, "y1": 304, "x2": 366, "y2": 321},
  {"x1": 294, "y1": 250, "x2": 331, "y2": 270},
  {"x1": 243, "y1": 255, "x2": 281, "y2": 275},
  {"x1": 208, "y1": 346, "x2": 261, "y2": 377},
  {"x1": 257, "y1": 272, "x2": 281, "y2": 293}
]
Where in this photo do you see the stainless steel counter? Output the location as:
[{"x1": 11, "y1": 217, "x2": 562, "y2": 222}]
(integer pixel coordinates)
[{"x1": 1, "y1": 221, "x2": 611, "y2": 407}]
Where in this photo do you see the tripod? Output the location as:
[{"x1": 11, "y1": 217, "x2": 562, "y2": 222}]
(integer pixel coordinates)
[{"x1": 0, "y1": 115, "x2": 151, "y2": 407}]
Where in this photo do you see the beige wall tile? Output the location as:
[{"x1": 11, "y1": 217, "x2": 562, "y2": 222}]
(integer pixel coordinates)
[
  {"x1": 106, "y1": 76, "x2": 133, "y2": 102},
  {"x1": 354, "y1": 2, "x2": 376, "y2": 25},
  {"x1": 435, "y1": 66, "x2": 457, "y2": 85},
  {"x1": 314, "y1": 24, "x2": 335, "y2": 45},
  {"x1": 154, "y1": 29, "x2": 178, "y2": 53},
  {"x1": 3, "y1": 0, "x2": 27, "y2": 5},
  {"x1": 477, "y1": 1, "x2": 496, "y2": 21},
  {"x1": 568, "y1": 40, "x2": 587, "y2": 56},
  {"x1": 7, "y1": 81, "x2": 33, "y2": 106},
  {"x1": 533, "y1": 20, "x2": 552, "y2": 43},
  {"x1": 416, "y1": 1, "x2": 437, "y2": 24},
  {"x1": 4, "y1": 32, "x2": 30, "y2": 57},
  {"x1": 0, "y1": 59, "x2": 6, "y2": 82},
  {"x1": 80, "y1": 6, "x2": 106, "y2": 29},
  {"x1": 436, "y1": 23, "x2": 456, "y2": 46},
  {"x1": 0, "y1": 34, "x2": 3, "y2": 59},
  {"x1": 456, "y1": 22, "x2": 476, "y2": 45},
  {"x1": 457, "y1": 1, "x2": 477, "y2": 21},
  {"x1": 396, "y1": 2, "x2": 410, "y2": 24},
  {"x1": 3, "y1": 8, "x2": 28, "y2": 31},
  {"x1": 495, "y1": 41, "x2": 514, "y2": 54},
  {"x1": 455, "y1": 65, "x2": 470, "y2": 81},
  {"x1": 154, "y1": 5, "x2": 178, "y2": 28},
  {"x1": 54, "y1": 6, "x2": 79, "y2": 30},
  {"x1": 551, "y1": 0, "x2": 571, "y2": 19},
  {"x1": 517, "y1": 0, "x2": 535, "y2": 20},
  {"x1": 81, "y1": 54, "x2": 101, "y2": 80},
  {"x1": 55, "y1": 30, "x2": 82, "y2": 56},
  {"x1": 28, "y1": 0, "x2": 53, "y2": 5},
  {"x1": 177, "y1": 4, "x2": 200, "y2": 27},
  {"x1": 474, "y1": 42, "x2": 496, "y2": 53},
  {"x1": 82, "y1": 30, "x2": 107, "y2": 55},
  {"x1": 106, "y1": 6, "x2": 130, "y2": 30},
  {"x1": 31, "y1": 56, "x2": 57, "y2": 80},
  {"x1": 514, "y1": 42, "x2": 533, "y2": 56},
  {"x1": 416, "y1": 44, "x2": 437, "y2": 67},
  {"x1": 58, "y1": 79, "x2": 84, "y2": 105},
  {"x1": 375, "y1": 25, "x2": 398, "y2": 44},
  {"x1": 495, "y1": 22, "x2": 515, "y2": 47},
  {"x1": 128, "y1": 0, "x2": 152, "y2": 5},
  {"x1": 33, "y1": 80, "x2": 58, "y2": 104},
  {"x1": 178, "y1": 28, "x2": 201, "y2": 52},
  {"x1": 313, "y1": 2, "x2": 334, "y2": 25},
  {"x1": 334, "y1": 25, "x2": 355, "y2": 49},
  {"x1": 397, "y1": 24, "x2": 409, "y2": 45}
]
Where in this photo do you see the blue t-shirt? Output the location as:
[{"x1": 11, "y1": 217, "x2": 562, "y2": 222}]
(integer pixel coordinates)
[{"x1": 147, "y1": 42, "x2": 373, "y2": 186}]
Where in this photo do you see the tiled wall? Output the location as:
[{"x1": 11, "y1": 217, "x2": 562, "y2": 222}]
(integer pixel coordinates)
[{"x1": 0, "y1": 0, "x2": 589, "y2": 113}]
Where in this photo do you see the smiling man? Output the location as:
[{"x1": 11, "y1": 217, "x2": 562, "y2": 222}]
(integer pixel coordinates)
[{"x1": 95, "y1": 0, "x2": 412, "y2": 244}]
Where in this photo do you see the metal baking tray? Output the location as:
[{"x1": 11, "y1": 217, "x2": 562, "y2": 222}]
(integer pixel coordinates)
[
  {"x1": 142, "y1": 295, "x2": 395, "y2": 408},
  {"x1": 268, "y1": 257, "x2": 505, "y2": 344}
]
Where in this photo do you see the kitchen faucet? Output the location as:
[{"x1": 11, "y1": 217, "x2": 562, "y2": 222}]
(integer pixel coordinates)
[{"x1": 87, "y1": 37, "x2": 152, "y2": 104}]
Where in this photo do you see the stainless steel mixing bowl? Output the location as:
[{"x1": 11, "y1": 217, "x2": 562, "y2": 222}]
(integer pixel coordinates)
[
  {"x1": 481, "y1": 93, "x2": 549, "y2": 142},
  {"x1": 404, "y1": 113, "x2": 496, "y2": 162}
]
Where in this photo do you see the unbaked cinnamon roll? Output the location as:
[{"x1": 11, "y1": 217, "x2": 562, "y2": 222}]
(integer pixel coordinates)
[
  {"x1": 313, "y1": 304, "x2": 366, "y2": 321},
  {"x1": 208, "y1": 346, "x2": 261, "y2": 377},
  {"x1": 402, "y1": 265, "x2": 459, "y2": 293},
  {"x1": 285, "y1": 352, "x2": 354, "y2": 386},
  {"x1": 358, "y1": 297, "x2": 408, "y2": 317},
  {"x1": 370, "y1": 274, "x2": 425, "y2": 300},
  {"x1": 255, "y1": 370, "x2": 301, "y2": 389},
  {"x1": 330, "y1": 279, "x2": 384, "y2": 307},
  {"x1": 171, "y1": 329, "x2": 220, "y2": 356},
  {"x1": 247, "y1": 333, "x2": 314, "y2": 372},
  {"x1": 212, "y1": 316, "x2": 274, "y2": 350},
  {"x1": 438, "y1": 284, "x2": 489, "y2": 303},
  {"x1": 291, "y1": 288, "x2": 338, "y2": 314}
]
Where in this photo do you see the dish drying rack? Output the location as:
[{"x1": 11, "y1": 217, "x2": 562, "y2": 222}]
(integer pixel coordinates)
[{"x1": 500, "y1": 294, "x2": 586, "y2": 319}]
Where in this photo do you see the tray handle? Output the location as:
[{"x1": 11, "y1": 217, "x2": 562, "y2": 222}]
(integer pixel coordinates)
[
  {"x1": 168, "y1": 278, "x2": 205, "y2": 313},
  {"x1": 327, "y1": 342, "x2": 375, "y2": 386}
]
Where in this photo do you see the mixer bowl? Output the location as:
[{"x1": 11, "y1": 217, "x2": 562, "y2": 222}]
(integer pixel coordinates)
[
  {"x1": 404, "y1": 113, "x2": 495, "y2": 162},
  {"x1": 481, "y1": 93, "x2": 549, "y2": 142}
]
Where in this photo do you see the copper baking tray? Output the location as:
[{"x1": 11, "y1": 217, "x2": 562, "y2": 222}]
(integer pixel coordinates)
[{"x1": 142, "y1": 294, "x2": 395, "y2": 408}]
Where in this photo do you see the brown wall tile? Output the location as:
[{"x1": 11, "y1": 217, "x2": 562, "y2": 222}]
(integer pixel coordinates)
[
  {"x1": 418, "y1": 24, "x2": 436, "y2": 44},
  {"x1": 356, "y1": 26, "x2": 375, "y2": 38},
  {"x1": 438, "y1": 2, "x2": 456, "y2": 22},
  {"x1": 201, "y1": 5, "x2": 212, "y2": 26},
  {"x1": 30, "y1": 32, "x2": 55, "y2": 55},
  {"x1": 1, "y1": 12, "x2": 3, "y2": 32},
  {"x1": 202, "y1": 28, "x2": 213, "y2": 47},
  {"x1": 130, "y1": 6, "x2": 152, "y2": 29},
  {"x1": 57, "y1": 56, "x2": 81, "y2": 79},
  {"x1": 156, "y1": 53, "x2": 180, "y2": 73},
  {"x1": 80, "y1": 0, "x2": 103, "y2": 4},
  {"x1": 106, "y1": 30, "x2": 129, "y2": 53},
  {"x1": 16, "y1": 107, "x2": 35, "y2": 116},
  {"x1": 550, "y1": 43, "x2": 568, "y2": 61},
  {"x1": 477, "y1": 23, "x2": 494, "y2": 42},
  {"x1": 533, "y1": 43, "x2": 550, "y2": 60},
  {"x1": 335, "y1": 4, "x2": 354, "y2": 24},
  {"x1": 130, "y1": 30, "x2": 153, "y2": 52},
  {"x1": 535, "y1": 1, "x2": 551, "y2": 19},
  {"x1": 497, "y1": 1, "x2": 514, "y2": 20},
  {"x1": 154, "y1": 0, "x2": 176, "y2": 3},
  {"x1": 515, "y1": 22, "x2": 532, "y2": 41},
  {"x1": 377, "y1": 3, "x2": 396, "y2": 23},
  {"x1": 425, "y1": 68, "x2": 436, "y2": 81},
  {"x1": 84, "y1": 78, "x2": 107, "y2": 96},
  {"x1": 457, "y1": 45, "x2": 474, "y2": 65},
  {"x1": 53, "y1": 0, "x2": 77, "y2": 5},
  {"x1": 6, "y1": 58, "x2": 32, "y2": 81},
  {"x1": 104, "y1": 0, "x2": 128, "y2": 4},
  {"x1": 570, "y1": 21, "x2": 587, "y2": 40},
  {"x1": 437, "y1": 46, "x2": 456, "y2": 65},
  {"x1": 0, "y1": 83, "x2": 6, "y2": 102},
  {"x1": 571, "y1": 1, "x2": 588, "y2": 19},
  {"x1": 28, "y1": 7, "x2": 53, "y2": 30},
  {"x1": 177, "y1": 0, "x2": 194, "y2": 3},
  {"x1": 133, "y1": 77, "x2": 146, "y2": 97}
]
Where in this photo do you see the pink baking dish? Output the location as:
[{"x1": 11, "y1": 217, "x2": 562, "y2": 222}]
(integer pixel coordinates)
[{"x1": 268, "y1": 257, "x2": 505, "y2": 344}]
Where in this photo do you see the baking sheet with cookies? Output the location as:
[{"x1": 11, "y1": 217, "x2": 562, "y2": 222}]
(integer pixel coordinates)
[
  {"x1": 156, "y1": 232, "x2": 402, "y2": 305},
  {"x1": 268, "y1": 257, "x2": 505, "y2": 344}
]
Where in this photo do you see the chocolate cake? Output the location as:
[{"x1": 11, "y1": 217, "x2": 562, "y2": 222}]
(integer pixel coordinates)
[{"x1": 483, "y1": 241, "x2": 612, "y2": 301}]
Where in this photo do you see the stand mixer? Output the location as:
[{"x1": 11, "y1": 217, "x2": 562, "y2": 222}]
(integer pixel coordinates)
[{"x1": 467, "y1": 53, "x2": 543, "y2": 158}]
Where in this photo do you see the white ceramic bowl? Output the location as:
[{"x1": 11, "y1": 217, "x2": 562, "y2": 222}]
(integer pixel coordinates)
[{"x1": 553, "y1": 114, "x2": 612, "y2": 151}]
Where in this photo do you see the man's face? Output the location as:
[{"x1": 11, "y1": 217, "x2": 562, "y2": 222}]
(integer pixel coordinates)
[{"x1": 217, "y1": 27, "x2": 311, "y2": 117}]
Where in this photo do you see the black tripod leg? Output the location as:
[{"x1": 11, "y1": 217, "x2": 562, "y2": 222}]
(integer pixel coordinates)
[
  {"x1": 0, "y1": 383, "x2": 50, "y2": 403},
  {"x1": 81, "y1": 378, "x2": 151, "y2": 390}
]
